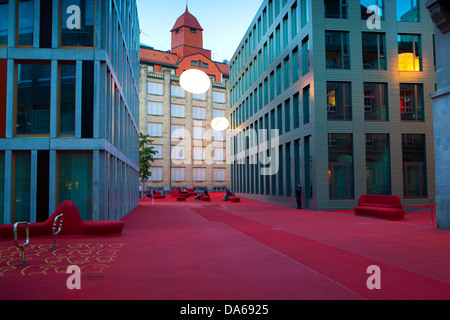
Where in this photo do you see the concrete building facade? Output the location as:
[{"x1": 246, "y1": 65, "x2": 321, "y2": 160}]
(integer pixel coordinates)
[
  {"x1": 229, "y1": 0, "x2": 436, "y2": 210},
  {"x1": 0, "y1": 0, "x2": 140, "y2": 223},
  {"x1": 139, "y1": 8, "x2": 231, "y2": 193}
]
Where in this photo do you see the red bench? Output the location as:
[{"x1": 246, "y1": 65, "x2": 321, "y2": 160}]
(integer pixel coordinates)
[
  {"x1": 355, "y1": 195, "x2": 405, "y2": 220},
  {"x1": 152, "y1": 191, "x2": 166, "y2": 199},
  {"x1": 0, "y1": 201, "x2": 124, "y2": 239},
  {"x1": 200, "y1": 195, "x2": 211, "y2": 201},
  {"x1": 228, "y1": 193, "x2": 241, "y2": 203}
]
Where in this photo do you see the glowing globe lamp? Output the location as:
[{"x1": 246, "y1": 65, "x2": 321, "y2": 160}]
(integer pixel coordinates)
[
  {"x1": 180, "y1": 69, "x2": 211, "y2": 94},
  {"x1": 211, "y1": 117, "x2": 230, "y2": 132}
]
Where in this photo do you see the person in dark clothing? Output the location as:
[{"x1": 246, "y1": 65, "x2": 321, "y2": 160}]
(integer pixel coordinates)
[
  {"x1": 295, "y1": 182, "x2": 302, "y2": 209},
  {"x1": 222, "y1": 189, "x2": 232, "y2": 201}
]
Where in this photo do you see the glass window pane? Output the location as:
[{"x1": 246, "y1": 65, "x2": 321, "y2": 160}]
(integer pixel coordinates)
[
  {"x1": 58, "y1": 152, "x2": 93, "y2": 221},
  {"x1": 364, "y1": 83, "x2": 388, "y2": 121},
  {"x1": 14, "y1": 152, "x2": 31, "y2": 223},
  {"x1": 17, "y1": 0, "x2": 34, "y2": 46},
  {"x1": 61, "y1": 0, "x2": 95, "y2": 47},
  {"x1": 326, "y1": 31, "x2": 350, "y2": 69},
  {"x1": 361, "y1": 0, "x2": 384, "y2": 20},
  {"x1": 16, "y1": 63, "x2": 51, "y2": 135},
  {"x1": 325, "y1": 0, "x2": 342, "y2": 19},
  {"x1": 398, "y1": 34, "x2": 421, "y2": 71},
  {"x1": 397, "y1": 0, "x2": 420, "y2": 22},
  {"x1": 59, "y1": 64, "x2": 76, "y2": 136},
  {"x1": 402, "y1": 134, "x2": 427, "y2": 198},
  {"x1": 362, "y1": 33, "x2": 386, "y2": 70},
  {"x1": 329, "y1": 134, "x2": 354, "y2": 199},
  {"x1": 400, "y1": 83, "x2": 424, "y2": 121},
  {"x1": 0, "y1": 0, "x2": 8, "y2": 46},
  {"x1": 366, "y1": 134, "x2": 391, "y2": 195},
  {"x1": 327, "y1": 82, "x2": 352, "y2": 121}
]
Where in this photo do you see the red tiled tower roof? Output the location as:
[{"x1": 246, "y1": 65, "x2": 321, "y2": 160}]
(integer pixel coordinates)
[{"x1": 171, "y1": 7, "x2": 204, "y2": 32}]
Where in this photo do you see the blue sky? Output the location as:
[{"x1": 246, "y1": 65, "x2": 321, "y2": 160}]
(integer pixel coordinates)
[{"x1": 136, "y1": 0, "x2": 263, "y2": 63}]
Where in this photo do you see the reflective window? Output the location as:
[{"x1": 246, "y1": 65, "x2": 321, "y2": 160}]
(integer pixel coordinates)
[
  {"x1": 402, "y1": 134, "x2": 427, "y2": 198},
  {"x1": 361, "y1": 0, "x2": 384, "y2": 20},
  {"x1": 327, "y1": 82, "x2": 352, "y2": 121},
  {"x1": 362, "y1": 32, "x2": 386, "y2": 70},
  {"x1": 326, "y1": 31, "x2": 350, "y2": 69},
  {"x1": 398, "y1": 34, "x2": 422, "y2": 71},
  {"x1": 397, "y1": 0, "x2": 420, "y2": 22},
  {"x1": 364, "y1": 83, "x2": 388, "y2": 121},
  {"x1": 61, "y1": 0, "x2": 95, "y2": 47},
  {"x1": 16, "y1": 63, "x2": 51, "y2": 135},
  {"x1": 329, "y1": 134, "x2": 354, "y2": 199},
  {"x1": 325, "y1": 0, "x2": 348, "y2": 19},
  {"x1": 17, "y1": 0, "x2": 34, "y2": 46},
  {"x1": 0, "y1": 0, "x2": 8, "y2": 45},
  {"x1": 0, "y1": 152, "x2": 4, "y2": 223},
  {"x1": 14, "y1": 152, "x2": 31, "y2": 223},
  {"x1": 366, "y1": 134, "x2": 391, "y2": 195},
  {"x1": 59, "y1": 64, "x2": 76, "y2": 136},
  {"x1": 400, "y1": 83, "x2": 424, "y2": 121},
  {"x1": 58, "y1": 152, "x2": 93, "y2": 221}
]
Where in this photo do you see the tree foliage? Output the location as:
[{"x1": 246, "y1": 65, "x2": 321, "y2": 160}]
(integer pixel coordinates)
[{"x1": 139, "y1": 132, "x2": 157, "y2": 181}]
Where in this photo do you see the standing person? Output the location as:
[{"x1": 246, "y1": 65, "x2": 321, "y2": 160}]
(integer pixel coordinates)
[{"x1": 295, "y1": 182, "x2": 302, "y2": 209}]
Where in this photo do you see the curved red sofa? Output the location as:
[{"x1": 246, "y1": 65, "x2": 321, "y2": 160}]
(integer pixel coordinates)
[
  {"x1": 0, "y1": 201, "x2": 124, "y2": 239},
  {"x1": 355, "y1": 195, "x2": 405, "y2": 220}
]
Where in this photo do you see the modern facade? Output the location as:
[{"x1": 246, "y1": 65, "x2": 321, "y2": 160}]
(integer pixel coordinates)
[
  {"x1": 0, "y1": 0, "x2": 140, "y2": 224},
  {"x1": 229, "y1": 0, "x2": 436, "y2": 210},
  {"x1": 139, "y1": 7, "x2": 231, "y2": 193}
]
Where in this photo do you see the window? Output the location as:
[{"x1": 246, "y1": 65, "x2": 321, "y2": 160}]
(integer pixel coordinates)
[
  {"x1": 171, "y1": 125, "x2": 185, "y2": 139},
  {"x1": 284, "y1": 57, "x2": 290, "y2": 90},
  {"x1": 291, "y1": 2, "x2": 298, "y2": 39},
  {"x1": 213, "y1": 92, "x2": 226, "y2": 103},
  {"x1": 193, "y1": 147, "x2": 206, "y2": 161},
  {"x1": 398, "y1": 34, "x2": 422, "y2": 71},
  {"x1": 193, "y1": 92, "x2": 206, "y2": 101},
  {"x1": 300, "y1": 0, "x2": 309, "y2": 27},
  {"x1": 364, "y1": 83, "x2": 388, "y2": 121},
  {"x1": 193, "y1": 126, "x2": 205, "y2": 140},
  {"x1": 397, "y1": 0, "x2": 420, "y2": 22},
  {"x1": 17, "y1": 0, "x2": 34, "y2": 46},
  {"x1": 16, "y1": 63, "x2": 51, "y2": 136},
  {"x1": 362, "y1": 32, "x2": 386, "y2": 70},
  {"x1": 192, "y1": 107, "x2": 206, "y2": 120},
  {"x1": 327, "y1": 82, "x2": 352, "y2": 121},
  {"x1": 171, "y1": 104, "x2": 185, "y2": 118},
  {"x1": 171, "y1": 146, "x2": 185, "y2": 160},
  {"x1": 58, "y1": 63, "x2": 76, "y2": 136},
  {"x1": 193, "y1": 168, "x2": 206, "y2": 182},
  {"x1": 361, "y1": 0, "x2": 384, "y2": 20},
  {"x1": 147, "y1": 102, "x2": 163, "y2": 116},
  {"x1": 213, "y1": 129, "x2": 226, "y2": 142},
  {"x1": 366, "y1": 134, "x2": 391, "y2": 195},
  {"x1": 151, "y1": 145, "x2": 163, "y2": 159},
  {"x1": 325, "y1": 0, "x2": 348, "y2": 19},
  {"x1": 402, "y1": 134, "x2": 427, "y2": 198},
  {"x1": 0, "y1": 153, "x2": 3, "y2": 222},
  {"x1": 148, "y1": 82, "x2": 163, "y2": 95},
  {"x1": 171, "y1": 85, "x2": 185, "y2": 98},
  {"x1": 148, "y1": 123, "x2": 163, "y2": 137},
  {"x1": 213, "y1": 109, "x2": 226, "y2": 118},
  {"x1": 214, "y1": 148, "x2": 226, "y2": 162},
  {"x1": 400, "y1": 84, "x2": 424, "y2": 121},
  {"x1": 292, "y1": 47, "x2": 299, "y2": 82},
  {"x1": 328, "y1": 134, "x2": 354, "y2": 199},
  {"x1": 171, "y1": 168, "x2": 185, "y2": 182},
  {"x1": 301, "y1": 36, "x2": 310, "y2": 75},
  {"x1": 303, "y1": 85, "x2": 310, "y2": 124},
  {"x1": 58, "y1": 152, "x2": 93, "y2": 221},
  {"x1": 149, "y1": 167, "x2": 163, "y2": 182},
  {"x1": 61, "y1": 0, "x2": 95, "y2": 47},
  {"x1": 326, "y1": 31, "x2": 350, "y2": 69},
  {"x1": 0, "y1": 0, "x2": 8, "y2": 46},
  {"x1": 13, "y1": 152, "x2": 31, "y2": 222},
  {"x1": 214, "y1": 168, "x2": 226, "y2": 181}
]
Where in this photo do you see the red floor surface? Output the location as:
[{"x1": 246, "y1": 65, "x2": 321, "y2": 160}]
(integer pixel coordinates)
[{"x1": 1, "y1": 193, "x2": 449, "y2": 300}]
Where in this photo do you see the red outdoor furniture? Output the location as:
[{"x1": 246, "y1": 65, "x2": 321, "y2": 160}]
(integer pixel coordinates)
[
  {"x1": 228, "y1": 193, "x2": 241, "y2": 203},
  {"x1": 152, "y1": 191, "x2": 166, "y2": 199},
  {"x1": 354, "y1": 195, "x2": 405, "y2": 220}
]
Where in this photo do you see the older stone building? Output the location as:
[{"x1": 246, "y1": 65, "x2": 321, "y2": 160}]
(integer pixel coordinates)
[{"x1": 139, "y1": 7, "x2": 231, "y2": 193}]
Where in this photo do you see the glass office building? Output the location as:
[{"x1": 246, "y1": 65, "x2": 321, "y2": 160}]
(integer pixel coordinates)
[
  {"x1": 229, "y1": 0, "x2": 436, "y2": 210},
  {"x1": 0, "y1": 0, "x2": 140, "y2": 223}
]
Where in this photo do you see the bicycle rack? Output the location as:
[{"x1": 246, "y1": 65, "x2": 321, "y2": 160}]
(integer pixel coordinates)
[
  {"x1": 52, "y1": 214, "x2": 64, "y2": 249},
  {"x1": 13, "y1": 222, "x2": 30, "y2": 266}
]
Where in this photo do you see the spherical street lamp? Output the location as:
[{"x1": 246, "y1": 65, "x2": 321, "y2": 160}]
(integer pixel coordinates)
[{"x1": 180, "y1": 69, "x2": 211, "y2": 94}]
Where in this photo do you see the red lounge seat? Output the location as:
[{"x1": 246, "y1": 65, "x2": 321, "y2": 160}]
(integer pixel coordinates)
[
  {"x1": 0, "y1": 201, "x2": 124, "y2": 239},
  {"x1": 152, "y1": 191, "x2": 166, "y2": 199},
  {"x1": 187, "y1": 189, "x2": 197, "y2": 196},
  {"x1": 355, "y1": 195, "x2": 405, "y2": 220},
  {"x1": 171, "y1": 190, "x2": 180, "y2": 198},
  {"x1": 200, "y1": 195, "x2": 211, "y2": 201},
  {"x1": 228, "y1": 193, "x2": 241, "y2": 203}
]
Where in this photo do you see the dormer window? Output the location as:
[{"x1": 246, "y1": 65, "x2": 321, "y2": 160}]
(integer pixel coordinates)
[{"x1": 190, "y1": 28, "x2": 197, "y2": 33}]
